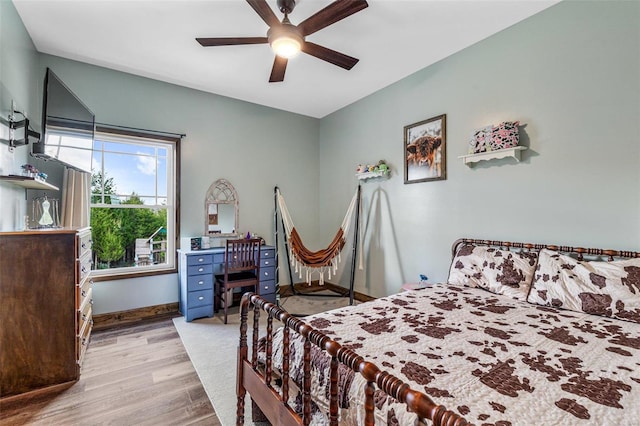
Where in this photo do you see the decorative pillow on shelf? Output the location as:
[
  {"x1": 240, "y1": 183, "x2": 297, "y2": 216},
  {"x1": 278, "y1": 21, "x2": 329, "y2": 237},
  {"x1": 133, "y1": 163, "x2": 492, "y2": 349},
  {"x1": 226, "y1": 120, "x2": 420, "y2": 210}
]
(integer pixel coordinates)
[
  {"x1": 468, "y1": 125, "x2": 493, "y2": 154},
  {"x1": 527, "y1": 249, "x2": 640, "y2": 324},
  {"x1": 448, "y1": 243, "x2": 538, "y2": 301},
  {"x1": 489, "y1": 121, "x2": 520, "y2": 151}
]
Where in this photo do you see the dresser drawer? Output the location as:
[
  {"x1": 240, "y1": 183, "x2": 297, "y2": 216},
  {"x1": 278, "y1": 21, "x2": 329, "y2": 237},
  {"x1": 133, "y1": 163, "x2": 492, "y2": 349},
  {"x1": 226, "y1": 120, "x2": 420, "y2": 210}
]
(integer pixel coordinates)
[
  {"x1": 261, "y1": 257, "x2": 275, "y2": 268},
  {"x1": 260, "y1": 266, "x2": 275, "y2": 282},
  {"x1": 187, "y1": 254, "x2": 213, "y2": 266},
  {"x1": 78, "y1": 230, "x2": 93, "y2": 258},
  {"x1": 260, "y1": 280, "x2": 276, "y2": 295},
  {"x1": 77, "y1": 318, "x2": 92, "y2": 363},
  {"x1": 79, "y1": 287, "x2": 93, "y2": 314},
  {"x1": 187, "y1": 263, "x2": 213, "y2": 276},
  {"x1": 187, "y1": 274, "x2": 213, "y2": 291},
  {"x1": 187, "y1": 289, "x2": 213, "y2": 308},
  {"x1": 77, "y1": 279, "x2": 92, "y2": 309},
  {"x1": 77, "y1": 252, "x2": 92, "y2": 285},
  {"x1": 77, "y1": 304, "x2": 92, "y2": 335},
  {"x1": 261, "y1": 248, "x2": 275, "y2": 261},
  {"x1": 185, "y1": 305, "x2": 213, "y2": 322}
]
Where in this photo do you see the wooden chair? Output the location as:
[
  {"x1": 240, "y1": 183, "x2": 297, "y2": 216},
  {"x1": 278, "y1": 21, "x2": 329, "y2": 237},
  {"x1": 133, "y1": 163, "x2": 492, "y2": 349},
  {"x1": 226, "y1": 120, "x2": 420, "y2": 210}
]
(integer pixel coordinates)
[{"x1": 215, "y1": 238, "x2": 261, "y2": 324}]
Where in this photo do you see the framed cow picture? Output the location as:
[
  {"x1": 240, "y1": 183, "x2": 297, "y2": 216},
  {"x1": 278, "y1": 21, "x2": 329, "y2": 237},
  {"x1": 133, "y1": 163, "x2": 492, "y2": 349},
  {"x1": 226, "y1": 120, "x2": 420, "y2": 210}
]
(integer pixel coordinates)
[{"x1": 404, "y1": 114, "x2": 446, "y2": 184}]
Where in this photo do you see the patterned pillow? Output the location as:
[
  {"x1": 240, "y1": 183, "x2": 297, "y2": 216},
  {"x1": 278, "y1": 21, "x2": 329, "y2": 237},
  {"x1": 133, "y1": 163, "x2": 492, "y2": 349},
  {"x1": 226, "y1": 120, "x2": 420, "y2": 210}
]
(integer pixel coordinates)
[
  {"x1": 527, "y1": 249, "x2": 640, "y2": 323},
  {"x1": 489, "y1": 121, "x2": 520, "y2": 151},
  {"x1": 448, "y1": 244, "x2": 538, "y2": 301},
  {"x1": 468, "y1": 125, "x2": 493, "y2": 154}
]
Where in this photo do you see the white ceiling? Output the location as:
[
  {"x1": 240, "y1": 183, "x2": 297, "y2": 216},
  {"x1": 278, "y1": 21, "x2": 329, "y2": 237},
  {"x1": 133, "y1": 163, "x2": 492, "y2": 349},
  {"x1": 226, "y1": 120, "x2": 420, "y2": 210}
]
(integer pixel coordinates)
[{"x1": 13, "y1": 0, "x2": 559, "y2": 118}]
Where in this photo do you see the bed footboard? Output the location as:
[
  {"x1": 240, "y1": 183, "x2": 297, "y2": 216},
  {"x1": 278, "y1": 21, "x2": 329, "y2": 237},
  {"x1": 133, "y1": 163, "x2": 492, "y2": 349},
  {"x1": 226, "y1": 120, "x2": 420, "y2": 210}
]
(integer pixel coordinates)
[{"x1": 237, "y1": 293, "x2": 469, "y2": 426}]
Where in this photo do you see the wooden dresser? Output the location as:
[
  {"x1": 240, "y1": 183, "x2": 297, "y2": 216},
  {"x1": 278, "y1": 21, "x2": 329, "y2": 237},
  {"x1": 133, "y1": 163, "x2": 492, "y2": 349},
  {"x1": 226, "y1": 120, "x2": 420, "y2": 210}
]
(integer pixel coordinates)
[{"x1": 0, "y1": 227, "x2": 93, "y2": 398}]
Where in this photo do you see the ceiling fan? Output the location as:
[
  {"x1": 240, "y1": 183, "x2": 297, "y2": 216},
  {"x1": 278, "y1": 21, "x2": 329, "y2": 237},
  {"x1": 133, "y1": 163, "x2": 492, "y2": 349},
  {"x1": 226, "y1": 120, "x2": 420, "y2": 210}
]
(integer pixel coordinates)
[{"x1": 196, "y1": 0, "x2": 369, "y2": 82}]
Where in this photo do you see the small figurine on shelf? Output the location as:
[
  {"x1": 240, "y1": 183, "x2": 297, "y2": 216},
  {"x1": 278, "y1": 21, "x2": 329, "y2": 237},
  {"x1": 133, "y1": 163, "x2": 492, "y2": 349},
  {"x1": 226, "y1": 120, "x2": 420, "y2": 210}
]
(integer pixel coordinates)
[
  {"x1": 21, "y1": 164, "x2": 39, "y2": 178},
  {"x1": 376, "y1": 160, "x2": 390, "y2": 175},
  {"x1": 356, "y1": 164, "x2": 365, "y2": 173}
]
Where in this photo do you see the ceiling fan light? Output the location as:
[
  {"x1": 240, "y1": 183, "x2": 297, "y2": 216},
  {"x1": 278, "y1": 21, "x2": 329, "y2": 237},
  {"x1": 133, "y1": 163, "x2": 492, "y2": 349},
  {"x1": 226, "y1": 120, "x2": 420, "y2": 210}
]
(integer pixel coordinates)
[{"x1": 271, "y1": 36, "x2": 301, "y2": 58}]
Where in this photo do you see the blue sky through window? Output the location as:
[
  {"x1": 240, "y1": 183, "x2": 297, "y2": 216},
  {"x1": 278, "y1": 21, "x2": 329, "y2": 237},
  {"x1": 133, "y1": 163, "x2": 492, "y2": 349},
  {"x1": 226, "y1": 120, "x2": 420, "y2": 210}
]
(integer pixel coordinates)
[{"x1": 92, "y1": 137, "x2": 169, "y2": 205}]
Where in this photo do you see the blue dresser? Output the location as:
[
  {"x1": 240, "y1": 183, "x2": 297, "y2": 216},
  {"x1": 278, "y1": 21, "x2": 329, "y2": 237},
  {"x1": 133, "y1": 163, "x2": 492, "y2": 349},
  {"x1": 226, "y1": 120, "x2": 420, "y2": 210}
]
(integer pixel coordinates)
[{"x1": 178, "y1": 245, "x2": 276, "y2": 322}]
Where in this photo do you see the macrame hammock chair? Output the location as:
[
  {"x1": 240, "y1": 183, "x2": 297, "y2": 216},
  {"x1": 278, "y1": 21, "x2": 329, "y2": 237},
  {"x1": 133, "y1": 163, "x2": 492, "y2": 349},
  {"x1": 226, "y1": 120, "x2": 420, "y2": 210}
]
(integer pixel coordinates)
[{"x1": 276, "y1": 187, "x2": 360, "y2": 288}]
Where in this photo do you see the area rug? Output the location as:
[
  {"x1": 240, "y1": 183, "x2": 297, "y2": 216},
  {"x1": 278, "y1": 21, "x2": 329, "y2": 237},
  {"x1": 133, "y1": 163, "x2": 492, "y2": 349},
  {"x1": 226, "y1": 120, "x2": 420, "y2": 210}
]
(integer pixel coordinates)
[{"x1": 173, "y1": 292, "x2": 356, "y2": 426}]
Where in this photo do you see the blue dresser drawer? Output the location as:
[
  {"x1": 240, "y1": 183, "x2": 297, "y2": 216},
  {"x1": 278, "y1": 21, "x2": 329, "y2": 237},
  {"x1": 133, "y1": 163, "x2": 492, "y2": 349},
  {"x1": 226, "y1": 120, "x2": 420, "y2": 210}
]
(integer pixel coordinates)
[
  {"x1": 261, "y1": 257, "x2": 275, "y2": 268},
  {"x1": 187, "y1": 289, "x2": 213, "y2": 308},
  {"x1": 187, "y1": 254, "x2": 213, "y2": 266},
  {"x1": 188, "y1": 263, "x2": 213, "y2": 276},
  {"x1": 187, "y1": 274, "x2": 213, "y2": 291},
  {"x1": 261, "y1": 249, "x2": 275, "y2": 261},
  {"x1": 185, "y1": 305, "x2": 213, "y2": 322},
  {"x1": 260, "y1": 280, "x2": 276, "y2": 295},
  {"x1": 260, "y1": 266, "x2": 275, "y2": 282}
]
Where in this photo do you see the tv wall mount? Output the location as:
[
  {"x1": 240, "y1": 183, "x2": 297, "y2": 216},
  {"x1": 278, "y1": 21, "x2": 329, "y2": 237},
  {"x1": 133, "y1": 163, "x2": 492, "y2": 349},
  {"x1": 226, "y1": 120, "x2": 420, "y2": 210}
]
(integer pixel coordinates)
[{"x1": 1, "y1": 101, "x2": 40, "y2": 152}]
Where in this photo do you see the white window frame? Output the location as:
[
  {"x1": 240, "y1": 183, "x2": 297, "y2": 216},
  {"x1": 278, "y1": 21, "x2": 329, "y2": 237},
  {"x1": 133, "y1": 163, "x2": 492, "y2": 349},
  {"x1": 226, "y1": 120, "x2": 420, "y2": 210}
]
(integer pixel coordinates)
[{"x1": 90, "y1": 127, "x2": 180, "y2": 280}]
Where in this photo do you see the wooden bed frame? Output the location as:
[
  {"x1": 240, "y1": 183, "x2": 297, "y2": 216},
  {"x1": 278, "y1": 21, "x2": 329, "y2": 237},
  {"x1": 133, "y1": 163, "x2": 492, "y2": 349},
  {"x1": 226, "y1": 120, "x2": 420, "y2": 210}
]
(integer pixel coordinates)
[{"x1": 237, "y1": 238, "x2": 639, "y2": 426}]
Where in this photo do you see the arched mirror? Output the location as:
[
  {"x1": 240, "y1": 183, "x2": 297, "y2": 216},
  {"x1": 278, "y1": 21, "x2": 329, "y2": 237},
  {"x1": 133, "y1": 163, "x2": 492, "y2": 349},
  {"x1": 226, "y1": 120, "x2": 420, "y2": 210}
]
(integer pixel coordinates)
[{"x1": 205, "y1": 179, "x2": 239, "y2": 238}]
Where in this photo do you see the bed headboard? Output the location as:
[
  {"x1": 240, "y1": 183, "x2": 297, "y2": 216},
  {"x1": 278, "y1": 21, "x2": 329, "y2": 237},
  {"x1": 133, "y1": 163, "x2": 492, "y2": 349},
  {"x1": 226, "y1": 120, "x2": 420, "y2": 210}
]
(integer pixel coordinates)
[{"x1": 452, "y1": 238, "x2": 640, "y2": 261}]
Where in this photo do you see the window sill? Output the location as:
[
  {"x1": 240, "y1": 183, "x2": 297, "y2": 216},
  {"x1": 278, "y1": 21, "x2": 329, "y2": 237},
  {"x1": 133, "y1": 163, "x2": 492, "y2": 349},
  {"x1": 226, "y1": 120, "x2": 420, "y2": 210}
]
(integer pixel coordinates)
[{"x1": 91, "y1": 266, "x2": 177, "y2": 282}]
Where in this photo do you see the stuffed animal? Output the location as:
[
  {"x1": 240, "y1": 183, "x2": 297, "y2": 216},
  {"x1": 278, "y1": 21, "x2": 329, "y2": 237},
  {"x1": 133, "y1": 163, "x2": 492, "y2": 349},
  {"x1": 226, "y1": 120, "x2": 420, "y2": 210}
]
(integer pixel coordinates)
[{"x1": 377, "y1": 160, "x2": 389, "y2": 173}]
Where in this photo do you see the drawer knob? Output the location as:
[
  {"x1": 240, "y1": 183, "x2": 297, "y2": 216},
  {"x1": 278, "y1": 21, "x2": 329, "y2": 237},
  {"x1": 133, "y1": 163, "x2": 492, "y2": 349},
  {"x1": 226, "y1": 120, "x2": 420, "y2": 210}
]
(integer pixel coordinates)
[
  {"x1": 198, "y1": 296, "x2": 204, "y2": 301},
  {"x1": 264, "y1": 272, "x2": 269, "y2": 276},
  {"x1": 198, "y1": 258, "x2": 204, "y2": 262},
  {"x1": 264, "y1": 286, "x2": 269, "y2": 290},
  {"x1": 198, "y1": 280, "x2": 204, "y2": 285},
  {"x1": 198, "y1": 267, "x2": 204, "y2": 272},
  {"x1": 265, "y1": 261, "x2": 270, "y2": 265}
]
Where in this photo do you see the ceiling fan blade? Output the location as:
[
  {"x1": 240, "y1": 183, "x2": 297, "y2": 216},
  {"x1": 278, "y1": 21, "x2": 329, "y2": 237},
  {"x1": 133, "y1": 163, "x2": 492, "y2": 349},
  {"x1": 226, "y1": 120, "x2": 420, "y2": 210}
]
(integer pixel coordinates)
[
  {"x1": 297, "y1": 0, "x2": 368, "y2": 37},
  {"x1": 301, "y1": 41, "x2": 359, "y2": 70},
  {"x1": 246, "y1": 0, "x2": 280, "y2": 28},
  {"x1": 269, "y1": 56, "x2": 288, "y2": 82},
  {"x1": 196, "y1": 37, "x2": 268, "y2": 47}
]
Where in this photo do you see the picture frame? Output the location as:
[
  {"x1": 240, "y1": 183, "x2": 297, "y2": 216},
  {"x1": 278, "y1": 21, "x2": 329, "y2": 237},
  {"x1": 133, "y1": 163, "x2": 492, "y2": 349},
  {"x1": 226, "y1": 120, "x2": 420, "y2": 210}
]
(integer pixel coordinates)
[{"x1": 404, "y1": 114, "x2": 446, "y2": 184}]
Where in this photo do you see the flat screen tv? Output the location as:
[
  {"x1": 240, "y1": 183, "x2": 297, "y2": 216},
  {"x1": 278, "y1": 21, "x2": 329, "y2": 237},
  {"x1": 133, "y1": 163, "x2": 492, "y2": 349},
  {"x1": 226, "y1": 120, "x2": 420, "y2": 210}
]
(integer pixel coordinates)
[{"x1": 33, "y1": 68, "x2": 95, "y2": 172}]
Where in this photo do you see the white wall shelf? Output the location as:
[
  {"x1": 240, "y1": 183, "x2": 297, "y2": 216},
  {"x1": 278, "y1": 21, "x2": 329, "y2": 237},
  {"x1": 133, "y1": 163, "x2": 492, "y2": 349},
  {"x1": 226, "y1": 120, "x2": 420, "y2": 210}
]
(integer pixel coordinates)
[
  {"x1": 458, "y1": 146, "x2": 527, "y2": 166},
  {"x1": 356, "y1": 170, "x2": 390, "y2": 181},
  {"x1": 0, "y1": 175, "x2": 59, "y2": 191}
]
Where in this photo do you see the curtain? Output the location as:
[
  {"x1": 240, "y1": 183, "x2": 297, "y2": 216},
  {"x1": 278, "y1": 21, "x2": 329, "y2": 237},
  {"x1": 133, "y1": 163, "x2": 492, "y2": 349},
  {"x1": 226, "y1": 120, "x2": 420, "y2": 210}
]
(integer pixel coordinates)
[{"x1": 61, "y1": 168, "x2": 91, "y2": 228}]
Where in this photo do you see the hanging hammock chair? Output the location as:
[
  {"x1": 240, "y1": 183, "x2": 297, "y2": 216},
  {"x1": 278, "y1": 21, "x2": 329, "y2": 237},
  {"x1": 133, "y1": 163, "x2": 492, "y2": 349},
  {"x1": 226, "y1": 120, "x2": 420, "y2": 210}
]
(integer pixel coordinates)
[{"x1": 276, "y1": 188, "x2": 359, "y2": 285}]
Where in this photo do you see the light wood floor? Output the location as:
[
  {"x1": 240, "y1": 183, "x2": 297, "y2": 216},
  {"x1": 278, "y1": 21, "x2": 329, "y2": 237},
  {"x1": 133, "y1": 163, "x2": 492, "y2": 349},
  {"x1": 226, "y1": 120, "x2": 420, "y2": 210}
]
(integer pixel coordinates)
[{"x1": 0, "y1": 317, "x2": 221, "y2": 425}]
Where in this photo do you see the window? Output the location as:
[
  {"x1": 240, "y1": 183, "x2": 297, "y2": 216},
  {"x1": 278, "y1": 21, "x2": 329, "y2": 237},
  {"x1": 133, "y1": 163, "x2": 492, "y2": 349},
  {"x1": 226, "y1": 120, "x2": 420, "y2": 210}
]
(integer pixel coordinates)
[{"x1": 90, "y1": 127, "x2": 179, "y2": 279}]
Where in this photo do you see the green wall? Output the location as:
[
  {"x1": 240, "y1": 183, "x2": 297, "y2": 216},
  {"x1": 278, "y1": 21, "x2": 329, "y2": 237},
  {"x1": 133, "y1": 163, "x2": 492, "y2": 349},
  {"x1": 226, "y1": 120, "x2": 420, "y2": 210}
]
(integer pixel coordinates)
[
  {"x1": 1, "y1": 0, "x2": 320, "y2": 314},
  {"x1": 0, "y1": 0, "x2": 40, "y2": 230},
  {"x1": 36, "y1": 55, "x2": 321, "y2": 314},
  {"x1": 2, "y1": 0, "x2": 639, "y2": 312},
  {"x1": 318, "y1": 0, "x2": 640, "y2": 296}
]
